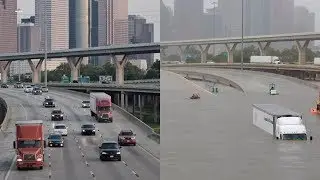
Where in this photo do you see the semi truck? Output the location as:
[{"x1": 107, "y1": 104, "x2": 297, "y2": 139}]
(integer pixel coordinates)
[
  {"x1": 252, "y1": 104, "x2": 312, "y2": 140},
  {"x1": 90, "y1": 92, "x2": 113, "y2": 122},
  {"x1": 13, "y1": 120, "x2": 46, "y2": 170},
  {"x1": 314, "y1": 57, "x2": 320, "y2": 65},
  {"x1": 250, "y1": 56, "x2": 281, "y2": 64}
]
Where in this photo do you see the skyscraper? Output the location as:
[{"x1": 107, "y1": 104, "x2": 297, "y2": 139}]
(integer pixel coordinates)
[
  {"x1": 0, "y1": 0, "x2": 17, "y2": 53},
  {"x1": 294, "y1": 6, "x2": 315, "y2": 33}
]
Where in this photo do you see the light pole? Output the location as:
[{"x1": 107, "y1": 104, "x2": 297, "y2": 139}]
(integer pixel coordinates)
[
  {"x1": 241, "y1": 0, "x2": 244, "y2": 71},
  {"x1": 44, "y1": 0, "x2": 48, "y2": 86},
  {"x1": 210, "y1": 1, "x2": 217, "y2": 56},
  {"x1": 15, "y1": 9, "x2": 23, "y2": 82}
]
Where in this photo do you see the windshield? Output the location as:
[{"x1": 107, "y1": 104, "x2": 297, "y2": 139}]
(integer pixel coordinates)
[
  {"x1": 83, "y1": 101, "x2": 90, "y2": 103},
  {"x1": 52, "y1": 110, "x2": 61, "y2": 114},
  {"x1": 82, "y1": 125, "x2": 94, "y2": 128},
  {"x1": 17, "y1": 140, "x2": 41, "y2": 148},
  {"x1": 282, "y1": 134, "x2": 307, "y2": 140},
  {"x1": 45, "y1": 99, "x2": 53, "y2": 102},
  {"x1": 97, "y1": 106, "x2": 111, "y2": 111},
  {"x1": 101, "y1": 143, "x2": 118, "y2": 149},
  {"x1": 48, "y1": 135, "x2": 62, "y2": 140},
  {"x1": 26, "y1": 86, "x2": 31, "y2": 88},
  {"x1": 120, "y1": 131, "x2": 133, "y2": 136},
  {"x1": 55, "y1": 125, "x2": 66, "y2": 129}
]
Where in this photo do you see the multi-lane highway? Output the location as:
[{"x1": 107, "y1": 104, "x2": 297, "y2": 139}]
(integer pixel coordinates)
[
  {"x1": 161, "y1": 68, "x2": 320, "y2": 180},
  {"x1": 0, "y1": 87, "x2": 159, "y2": 180}
]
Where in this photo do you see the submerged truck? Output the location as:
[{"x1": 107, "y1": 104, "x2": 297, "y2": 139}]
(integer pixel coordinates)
[
  {"x1": 90, "y1": 92, "x2": 113, "y2": 122},
  {"x1": 252, "y1": 104, "x2": 312, "y2": 140},
  {"x1": 250, "y1": 56, "x2": 281, "y2": 64},
  {"x1": 13, "y1": 120, "x2": 46, "y2": 170}
]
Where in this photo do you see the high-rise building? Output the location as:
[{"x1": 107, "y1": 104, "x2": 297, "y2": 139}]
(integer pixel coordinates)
[
  {"x1": 128, "y1": 15, "x2": 154, "y2": 67},
  {"x1": 294, "y1": 6, "x2": 315, "y2": 33},
  {"x1": 270, "y1": 0, "x2": 294, "y2": 35},
  {"x1": 35, "y1": 0, "x2": 69, "y2": 65},
  {"x1": 0, "y1": 0, "x2": 17, "y2": 53},
  {"x1": 11, "y1": 20, "x2": 40, "y2": 76}
]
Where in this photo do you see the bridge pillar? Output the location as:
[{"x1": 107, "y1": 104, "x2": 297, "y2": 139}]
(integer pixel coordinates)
[
  {"x1": 153, "y1": 95, "x2": 159, "y2": 123},
  {"x1": 295, "y1": 40, "x2": 310, "y2": 65},
  {"x1": 178, "y1": 45, "x2": 190, "y2": 62},
  {"x1": 125, "y1": 93, "x2": 129, "y2": 111},
  {"x1": 225, "y1": 43, "x2": 237, "y2": 63},
  {"x1": 258, "y1": 42, "x2": 271, "y2": 56},
  {"x1": 28, "y1": 59, "x2": 43, "y2": 83},
  {"x1": 67, "y1": 57, "x2": 83, "y2": 81},
  {"x1": 0, "y1": 61, "x2": 11, "y2": 83},
  {"x1": 112, "y1": 55, "x2": 128, "y2": 85},
  {"x1": 138, "y1": 94, "x2": 144, "y2": 120},
  {"x1": 121, "y1": 91, "x2": 125, "y2": 108},
  {"x1": 198, "y1": 45, "x2": 210, "y2": 63}
]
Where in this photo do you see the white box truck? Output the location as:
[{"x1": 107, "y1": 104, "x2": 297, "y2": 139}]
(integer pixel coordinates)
[
  {"x1": 252, "y1": 104, "x2": 312, "y2": 140},
  {"x1": 314, "y1": 57, "x2": 320, "y2": 65},
  {"x1": 250, "y1": 56, "x2": 281, "y2": 64}
]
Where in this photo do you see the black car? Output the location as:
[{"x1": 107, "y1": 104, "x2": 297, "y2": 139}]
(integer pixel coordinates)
[
  {"x1": 32, "y1": 87, "x2": 42, "y2": 95},
  {"x1": 51, "y1": 109, "x2": 64, "y2": 121},
  {"x1": 82, "y1": 101, "x2": 90, "y2": 108},
  {"x1": 1, "y1": 84, "x2": 8, "y2": 88},
  {"x1": 81, "y1": 124, "x2": 96, "y2": 135},
  {"x1": 99, "y1": 141, "x2": 122, "y2": 161},
  {"x1": 43, "y1": 97, "x2": 55, "y2": 107},
  {"x1": 48, "y1": 133, "x2": 64, "y2": 147}
]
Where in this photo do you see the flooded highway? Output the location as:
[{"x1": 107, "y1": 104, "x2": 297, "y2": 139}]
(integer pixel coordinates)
[{"x1": 161, "y1": 69, "x2": 320, "y2": 180}]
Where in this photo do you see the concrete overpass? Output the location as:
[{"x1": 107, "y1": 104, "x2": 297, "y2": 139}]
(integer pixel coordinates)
[
  {"x1": 160, "y1": 32, "x2": 320, "y2": 65},
  {"x1": 0, "y1": 43, "x2": 160, "y2": 84}
]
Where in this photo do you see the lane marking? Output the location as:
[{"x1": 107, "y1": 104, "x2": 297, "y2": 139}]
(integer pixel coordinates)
[
  {"x1": 4, "y1": 155, "x2": 16, "y2": 180},
  {"x1": 137, "y1": 144, "x2": 160, "y2": 162}
]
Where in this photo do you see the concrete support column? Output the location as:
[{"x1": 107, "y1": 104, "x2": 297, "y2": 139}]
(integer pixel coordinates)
[
  {"x1": 112, "y1": 55, "x2": 128, "y2": 85},
  {"x1": 138, "y1": 94, "x2": 143, "y2": 120},
  {"x1": 125, "y1": 93, "x2": 129, "y2": 111},
  {"x1": 116, "y1": 93, "x2": 120, "y2": 105},
  {"x1": 178, "y1": 45, "x2": 190, "y2": 62},
  {"x1": 28, "y1": 59, "x2": 44, "y2": 83},
  {"x1": 153, "y1": 95, "x2": 158, "y2": 123},
  {"x1": 0, "y1": 61, "x2": 11, "y2": 83},
  {"x1": 225, "y1": 43, "x2": 238, "y2": 63},
  {"x1": 199, "y1": 45, "x2": 210, "y2": 63},
  {"x1": 67, "y1": 57, "x2": 83, "y2": 81},
  {"x1": 133, "y1": 94, "x2": 136, "y2": 114},
  {"x1": 258, "y1": 42, "x2": 271, "y2": 56},
  {"x1": 120, "y1": 91, "x2": 125, "y2": 108},
  {"x1": 295, "y1": 40, "x2": 310, "y2": 65}
]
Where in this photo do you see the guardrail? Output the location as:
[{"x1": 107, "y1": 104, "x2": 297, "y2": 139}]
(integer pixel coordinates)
[
  {"x1": 124, "y1": 79, "x2": 159, "y2": 84},
  {"x1": 162, "y1": 63, "x2": 320, "y2": 72}
]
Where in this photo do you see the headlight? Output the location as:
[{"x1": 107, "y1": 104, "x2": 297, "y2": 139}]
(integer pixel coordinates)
[
  {"x1": 82, "y1": 130, "x2": 85, "y2": 132},
  {"x1": 52, "y1": 115, "x2": 54, "y2": 117},
  {"x1": 92, "y1": 130, "x2": 95, "y2": 132},
  {"x1": 17, "y1": 158, "x2": 22, "y2": 162},
  {"x1": 101, "y1": 152, "x2": 107, "y2": 154},
  {"x1": 60, "y1": 144, "x2": 63, "y2": 146},
  {"x1": 46, "y1": 103, "x2": 49, "y2": 104},
  {"x1": 36, "y1": 158, "x2": 42, "y2": 161},
  {"x1": 60, "y1": 114, "x2": 63, "y2": 117},
  {"x1": 131, "y1": 137, "x2": 135, "y2": 139},
  {"x1": 116, "y1": 152, "x2": 121, "y2": 154}
]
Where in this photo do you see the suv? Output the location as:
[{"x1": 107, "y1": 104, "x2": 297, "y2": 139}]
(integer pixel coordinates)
[
  {"x1": 48, "y1": 133, "x2": 64, "y2": 147},
  {"x1": 81, "y1": 124, "x2": 96, "y2": 135},
  {"x1": 118, "y1": 129, "x2": 136, "y2": 146},
  {"x1": 43, "y1": 97, "x2": 55, "y2": 108},
  {"x1": 99, "y1": 141, "x2": 121, "y2": 161},
  {"x1": 32, "y1": 87, "x2": 42, "y2": 95},
  {"x1": 14, "y1": 82, "x2": 23, "y2": 88},
  {"x1": 24, "y1": 86, "x2": 33, "y2": 93},
  {"x1": 51, "y1": 109, "x2": 64, "y2": 121},
  {"x1": 41, "y1": 86, "x2": 49, "y2": 92}
]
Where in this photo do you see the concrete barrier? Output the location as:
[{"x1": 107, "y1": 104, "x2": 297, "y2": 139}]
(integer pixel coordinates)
[
  {"x1": 169, "y1": 69, "x2": 245, "y2": 93},
  {"x1": 0, "y1": 97, "x2": 10, "y2": 132}
]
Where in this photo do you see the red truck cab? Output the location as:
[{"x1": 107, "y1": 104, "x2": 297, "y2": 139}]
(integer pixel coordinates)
[
  {"x1": 90, "y1": 92, "x2": 113, "y2": 123},
  {"x1": 13, "y1": 120, "x2": 46, "y2": 170}
]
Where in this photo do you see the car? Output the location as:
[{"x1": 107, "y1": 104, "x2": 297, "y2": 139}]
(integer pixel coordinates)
[
  {"x1": 53, "y1": 124, "x2": 68, "y2": 136},
  {"x1": 24, "y1": 86, "x2": 33, "y2": 93},
  {"x1": 14, "y1": 82, "x2": 23, "y2": 88},
  {"x1": 41, "y1": 86, "x2": 49, "y2": 92},
  {"x1": 1, "y1": 84, "x2": 8, "y2": 88},
  {"x1": 43, "y1": 97, "x2": 55, "y2": 107},
  {"x1": 99, "y1": 141, "x2": 121, "y2": 161},
  {"x1": 47, "y1": 133, "x2": 64, "y2": 147},
  {"x1": 82, "y1": 100, "x2": 90, "y2": 108},
  {"x1": 81, "y1": 124, "x2": 96, "y2": 135},
  {"x1": 51, "y1": 109, "x2": 64, "y2": 121},
  {"x1": 32, "y1": 87, "x2": 42, "y2": 95},
  {"x1": 118, "y1": 129, "x2": 136, "y2": 146}
]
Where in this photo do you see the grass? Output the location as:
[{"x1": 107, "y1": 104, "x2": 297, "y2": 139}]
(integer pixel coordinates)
[{"x1": 147, "y1": 123, "x2": 160, "y2": 134}]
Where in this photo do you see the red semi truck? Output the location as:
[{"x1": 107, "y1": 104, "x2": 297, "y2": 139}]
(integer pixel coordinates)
[
  {"x1": 13, "y1": 120, "x2": 46, "y2": 170},
  {"x1": 90, "y1": 92, "x2": 113, "y2": 122}
]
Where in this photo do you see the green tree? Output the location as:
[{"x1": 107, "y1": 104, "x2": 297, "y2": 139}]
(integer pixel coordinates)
[
  {"x1": 145, "y1": 60, "x2": 160, "y2": 79},
  {"x1": 124, "y1": 62, "x2": 145, "y2": 80}
]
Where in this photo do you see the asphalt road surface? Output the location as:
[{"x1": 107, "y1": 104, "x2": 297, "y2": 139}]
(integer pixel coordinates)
[
  {"x1": 0, "y1": 87, "x2": 159, "y2": 180},
  {"x1": 161, "y1": 68, "x2": 320, "y2": 180}
]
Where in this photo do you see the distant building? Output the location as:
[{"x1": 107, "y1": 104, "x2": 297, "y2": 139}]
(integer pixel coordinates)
[
  {"x1": 128, "y1": 15, "x2": 154, "y2": 67},
  {"x1": 0, "y1": 0, "x2": 17, "y2": 53},
  {"x1": 294, "y1": 6, "x2": 315, "y2": 33}
]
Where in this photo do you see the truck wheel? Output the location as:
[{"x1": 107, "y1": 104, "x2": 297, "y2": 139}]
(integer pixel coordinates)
[
  {"x1": 90, "y1": 111, "x2": 94, "y2": 116},
  {"x1": 40, "y1": 166, "x2": 43, "y2": 170},
  {"x1": 17, "y1": 167, "x2": 21, "y2": 170},
  {"x1": 118, "y1": 157, "x2": 121, "y2": 161},
  {"x1": 109, "y1": 118, "x2": 113, "y2": 123}
]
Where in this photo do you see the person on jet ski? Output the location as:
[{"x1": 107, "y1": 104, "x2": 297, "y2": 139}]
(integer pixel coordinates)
[
  {"x1": 191, "y1": 93, "x2": 200, "y2": 99},
  {"x1": 270, "y1": 86, "x2": 275, "y2": 91}
]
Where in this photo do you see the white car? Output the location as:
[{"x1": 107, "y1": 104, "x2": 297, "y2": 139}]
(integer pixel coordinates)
[
  {"x1": 24, "y1": 86, "x2": 33, "y2": 93},
  {"x1": 53, "y1": 124, "x2": 68, "y2": 136}
]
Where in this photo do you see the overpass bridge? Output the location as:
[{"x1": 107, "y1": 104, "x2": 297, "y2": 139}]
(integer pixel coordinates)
[
  {"x1": 0, "y1": 43, "x2": 160, "y2": 84},
  {"x1": 160, "y1": 32, "x2": 320, "y2": 65}
]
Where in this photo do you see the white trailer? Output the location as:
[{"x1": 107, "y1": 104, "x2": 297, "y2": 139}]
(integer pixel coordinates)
[
  {"x1": 314, "y1": 57, "x2": 320, "y2": 65},
  {"x1": 250, "y1": 56, "x2": 281, "y2": 64},
  {"x1": 252, "y1": 104, "x2": 312, "y2": 140}
]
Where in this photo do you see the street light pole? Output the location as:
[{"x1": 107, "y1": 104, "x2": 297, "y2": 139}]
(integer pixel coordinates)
[
  {"x1": 211, "y1": 1, "x2": 217, "y2": 56},
  {"x1": 241, "y1": 0, "x2": 244, "y2": 71},
  {"x1": 15, "y1": 9, "x2": 23, "y2": 82},
  {"x1": 89, "y1": 0, "x2": 92, "y2": 65},
  {"x1": 44, "y1": 0, "x2": 48, "y2": 86}
]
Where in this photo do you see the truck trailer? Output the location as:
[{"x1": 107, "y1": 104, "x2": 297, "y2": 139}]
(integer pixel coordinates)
[
  {"x1": 250, "y1": 56, "x2": 281, "y2": 64},
  {"x1": 252, "y1": 104, "x2": 312, "y2": 140},
  {"x1": 90, "y1": 92, "x2": 113, "y2": 122},
  {"x1": 13, "y1": 120, "x2": 46, "y2": 170}
]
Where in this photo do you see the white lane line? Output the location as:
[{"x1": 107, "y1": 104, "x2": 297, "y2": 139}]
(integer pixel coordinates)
[
  {"x1": 4, "y1": 155, "x2": 16, "y2": 180},
  {"x1": 137, "y1": 144, "x2": 160, "y2": 162}
]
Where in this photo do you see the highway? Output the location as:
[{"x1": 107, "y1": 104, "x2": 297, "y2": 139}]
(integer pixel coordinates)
[
  {"x1": 161, "y1": 68, "x2": 320, "y2": 180},
  {"x1": 0, "y1": 87, "x2": 159, "y2": 180}
]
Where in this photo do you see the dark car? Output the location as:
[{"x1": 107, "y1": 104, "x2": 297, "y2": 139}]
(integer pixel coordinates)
[
  {"x1": 99, "y1": 141, "x2": 122, "y2": 161},
  {"x1": 32, "y1": 87, "x2": 42, "y2": 95},
  {"x1": 43, "y1": 97, "x2": 55, "y2": 107},
  {"x1": 48, "y1": 133, "x2": 64, "y2": 147},
  {"x1": 14, "y1": 82, "x2": 23, "y2": 88},
  {"x1": 1, "y1": 84, "x2": 8, "y2": 88},
  {"x1": 82, "y1": 100, "x2": 90, "y2": 108},
  {"x1": 81, "y1": 124, "x2": 96, "y2": 135},
  {"x1": 118, "y1": 129, "x2": 136, "y2": 146},
  {"x1": 51, "y1": 109, "x2": 64, "y2": 121}
]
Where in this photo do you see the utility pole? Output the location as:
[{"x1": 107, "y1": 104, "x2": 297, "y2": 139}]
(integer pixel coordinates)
[{"x1": 15, "y1": 9, "x2": 23, "y2": 82}]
